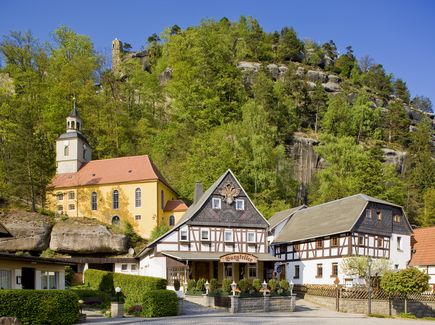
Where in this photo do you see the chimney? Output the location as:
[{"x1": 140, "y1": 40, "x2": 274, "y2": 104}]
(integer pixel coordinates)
[{"x1": 194, "y1": 182, "x2": 203, "y2": 204}]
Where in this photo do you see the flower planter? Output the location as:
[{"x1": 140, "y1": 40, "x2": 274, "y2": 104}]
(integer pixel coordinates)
[{"x1": 111, "y1": 302, "x2": 124, "y2": 318}]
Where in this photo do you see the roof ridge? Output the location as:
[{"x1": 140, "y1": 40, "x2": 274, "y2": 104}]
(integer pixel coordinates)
[
  {"x1": 87, "y1": 154, "x2": 150, "y2": 163},
  {"x1": 300, "y1": 194, "x2": 363, "y2": 212}
]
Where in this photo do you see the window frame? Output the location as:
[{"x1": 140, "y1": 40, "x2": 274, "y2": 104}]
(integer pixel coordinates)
[
  {"x1": 316, "y1": 264, "x2": 323, "y2": 278},
  {"x1": 68, "y1": 204, "x2": 75, "y2": 211},
  {"x1": 68, "y1": 191, "x2": 75, "y2": 200},
  {"x1": 247, "y1": 232, "x2": 256, "y2": 243},
  {"x1": 169, "y1": 215, "x2": 175, "y2": 226},
  {"x1": 0, "y1": 269, "x2": 12, "y2": 289},
  {"x1": 41, "y1": 271, "x2": 58, "y2": 290},
  {"x1": 91, "y1": 192, "x2": 97, "y2": 211},
  {"x1": 235, "y1": 199, "x2": 245, "y2": 211},
  {"x1": 397, "y1": 236, "x2": 403, "y2": 251},
  {"x1": 358, "y1": 235, "x2": 364, "y2": 246},
  {"x1": 56, "y1": 193, "x2": 64, "y2": 201},
  {"x1": 331, "y1": 237, "x2": 339, "y2": 247},
  {"x1": 294, "y1": 265, "x2": 300, "y2": 279},
  {"x1": 212, "y1": 197, "x2": 221, "y2": 210},
  {"x1": 121, "y1": 264, "x2": 128, "y2": 271},
  {"x1": 135, "y1": 215, "x2": 141, "y2": 221},
  {"x1": 135, "y1": 188, "x2": 141, "y2": 208},
  {"x1": 248, "y1": 264, "x2": 257, "y2": 278},
  {"x1": 112, "y1": 215, "x2": 120, "y2": 226},
  {"x1": 377, "y1": 209, "x2": 382, "y2": 221},
  {"x1": 224, "y1": 229, "x2": 233, "y2": 242},
  {"x1": 331, "y1": 263, "x2": 338, "y2": 277},
  {"x1": 315, "y1": 239, "x2": 323, "y2": 249},
  {"x1": 200, "y1": 228, "x2": 210, "y2": 241},
  {"x1": 113, "y1": 190, "x2": 119, "y2": 209},
  {"x1": 180, "y1": 229, "x2": 189, "y2": 241}
]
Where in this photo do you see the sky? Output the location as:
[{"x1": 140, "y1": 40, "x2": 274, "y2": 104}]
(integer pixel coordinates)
[{"x1": 1, "y1": 0, "x2": 435, "y2": 105}]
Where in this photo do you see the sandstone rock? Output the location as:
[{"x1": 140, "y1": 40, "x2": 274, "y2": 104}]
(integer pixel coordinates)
[
  {"x1": 328, "y1": 74, "x2": 340, "y2": 83},
  {"x1": 296, "y1": 67, "x2": 305, "y2": 78},
  {"x1": 158, "y1": 67, "x2": 172, "y2": 85},
  {"x1": 237, "y1": 61, "x2": 261, "y2": 72},
  {"x1": 266, "y1": 63, "x2": 287, "y2": 80},
  {"x1": 0, "y1": 211, "x2": 53, "y2": 252},
  {"x1": 307, "y1": 81, "x2": 316, "y2": 89},
  {"x1": 50, "y1": 218, "x2": 128, "y2": 254},
  {"x1": 0, "y1": 317, "x2": 22, "y2": 325},
  {"x1": 306, "y1": 70, "x2": 327, "y2": 83},
  {"x1": 322, "y1": 81, "x2": 341, "y2": 92},
  {"x1": 382, "y1": 148, "x2": 406, "y2": 173}
]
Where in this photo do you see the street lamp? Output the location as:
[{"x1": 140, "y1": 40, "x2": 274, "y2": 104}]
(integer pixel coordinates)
[
  {"x1": 115, "y1": 286, "x2": 122, "y2": 303},
  {"x1": 262, "y1": 280, "x2": 268, "y2": 297},
  {"x1": 205, "y1": 280, "x2": 210, "y2": 295},
  {"x1": 231, "y1": 281, "x2": 237, "y2": 296},
  {"x1": 367, "y1": 257, "x2": 372, "y2": 315}
]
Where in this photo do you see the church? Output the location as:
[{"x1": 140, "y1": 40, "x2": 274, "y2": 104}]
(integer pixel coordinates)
[{"x1": 48, "y1": 103, "x2": 187, "y2": 238}]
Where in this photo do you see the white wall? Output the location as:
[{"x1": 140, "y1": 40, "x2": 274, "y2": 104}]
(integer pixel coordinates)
[
  {"x1": 114, "y1": 263, "x2": 139, "y2": 275},
  {"x1": 286, "y1": 258, "x2": 345, "y2": 286},
  {"x1": 139, "y1": 255, "x2": 167, "y2": 279},
  {"x1": 389, "y1": 234, "x2": 411, "y2": 269}
]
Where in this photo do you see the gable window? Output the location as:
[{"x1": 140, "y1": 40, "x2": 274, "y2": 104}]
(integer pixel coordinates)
[
  {"x1": 68, "y1": 191, "x2": 75, "y2": 200},
  {"x1": 180, "y1": 229, "x2": 188, "y2": 241},
  {"x1": 294, "y1": 243, "x2": 300, "y2": 252},
  {"x1": 135, "y1": 215, "x2": 141, "y2": 221},
  {"x1": 212, "y1": 198, "x2": 221, "y2": 210},
  {"x1": 358, "y1": 236, "x2": 364, "y2": 246},
  {"x1": 393, "y1": 215, "x2": 401, "y2": 223},
  {"x1": 315, "y1": 239, "x2": 323, "y2": 249},
  {"x1": 397, "y1": 236, "x2": 402, "y2": 251},
  {"x1": 316, "y1": 264, "x2": 323, "y2": 278},
  {"x1": 294, "y1": 265, "x2": 300, "y2": 279},
  {"x1": 68, "y1": 204, "x2": 75, "y2": 210},
  {"x1": 377, "y1": 238, "x2": 383, "y2": 248},
  {"x1": 377, "y1": 210, "x2": 382, "y2": 221},
  {"x1": 247, "y1": 232, "x2": 256, "y2": 243},
  {"x1": 161, "y1": 190, "x2": 164, "y2": 210},
  {"x1": 57, "y1": 193, "x2": 64, "y2": 201},
  {"x1": 169, "y1": 215, "x2": 175, "y2": 226},
  {"x1": 235, "y1": 199, "x2": 244, "y2": 211},
  {"x1": 224, "y1": 229, "x2": 233, "y2": 242},
  {"x1": 91, "y1": 192, "x2": 97, "y2": 210},
  {"x1": 332, "y1": 263, "x2": 338, "y2": 277},
  {"x1": 112, "y1": 215, "x2": 120, "y2": 226},
  {"x1": 113, "y1": 190, "x2": 119, "y2": 209},
  {"x1": 135, "y1": 188, "x2": 141, "y2": 207},
  {"x1": 331, "y1": 237, "x2": 339, "y2": 247},
  {"x1": 366, "y1": 209, "x2": 373, "y2": 219},
  {"x1": 201, "y1": 229, "x2": 210, "y2": 241}
]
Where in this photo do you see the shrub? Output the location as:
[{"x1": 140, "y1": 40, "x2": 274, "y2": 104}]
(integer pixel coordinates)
[
  {"x1": 70, "y1": 288, "x2": 110, "y2": 308},
  {"x1": 127, "y1": 305, "x2": 143, "y2": 316},
  {"x1": 209, "y1": 278, "x2": 218, "y2": 293},
  {"x1": 173, "y1": 279, "x2": 181, "y2": 291},
  {"x1": 0, "y1": 290, "x2": 80, "y2": 325},
  {"x1": 252, "y1": 279, "x2": 262, "y2": 292},
  {"x1": 268, "y1": 279, "x2": 278, "y2": 293},
  {"x1": 238, "y1": 278, "x2": 250, "y2": 293},
  {"x1": 196, "y1": 278, "x2": 206, "y2": 292},
  {"x1": 279, "y1": 279, "x2": 290, "y2": 292},
  {"x1": 84, "y1": 269, "x2": 113, "y2": 293},
  {"x1": 141, "y1": 290, "x2": 178, "y2": 317},
  {"x1": 187, "y1": 279, "x2": 196, "y2": 292},
  {"x1": 222, "y1": 278, "x2": 232, "y2": 294}
]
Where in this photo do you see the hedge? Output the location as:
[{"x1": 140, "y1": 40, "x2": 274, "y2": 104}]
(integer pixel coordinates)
[
  {"x1": 84, "y1": 269, "x2": 167, "y2": 307},
  {"x1": 141, "y1": 290, "x2": 178, "y2": 317},
  {"x1": 0, "y1": 290, "x2": 79, "y2": 325},
  {"x1": 69, "y1": 288, "x2": 111, "y2": 307}
]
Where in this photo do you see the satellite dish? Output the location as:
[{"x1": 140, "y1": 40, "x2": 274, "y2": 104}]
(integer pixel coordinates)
[{"x1": 128, "y1": 247, "x2": 135, "y2": 256}]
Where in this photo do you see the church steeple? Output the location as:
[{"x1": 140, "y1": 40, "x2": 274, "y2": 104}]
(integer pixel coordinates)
[{"x1": 66, "y1": 97, "x2": 83, "y2": 133}]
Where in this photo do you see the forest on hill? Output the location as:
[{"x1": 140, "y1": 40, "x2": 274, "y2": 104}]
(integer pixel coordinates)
[{"x1": 0, "y1": 17, "x2": 433, "y2": 226}]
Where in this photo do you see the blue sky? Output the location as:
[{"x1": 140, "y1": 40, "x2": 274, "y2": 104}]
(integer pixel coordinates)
[{"x1": 2, "y1": 0, "x2": 435, "y2": 105}]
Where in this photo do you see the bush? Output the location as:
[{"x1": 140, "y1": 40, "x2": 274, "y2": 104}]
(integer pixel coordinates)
[
  {"x1": 238, "y1": 278, "x2": 250, "y2": 293},
  {"x1": 209, "y1": 278, "x2": 218, "y2": 293},
  {"x1": 279, "y1": 279, "x2": 290, "y2": 292},
  {"x1": 127, "y1": 305, "x2": 143, "y2": 316},
  {"x1": 268, "y1": 279, "x2": 278, "y2": 293},
  {"x1": 222, "y1": 278, "x2": 232, "y2": 294},
  {"x1": 0, "y1": 290, "x2": 80, "y2": 325},
  {"x1": 187, "y1": 279, "x2": 196, "y2": 292},
  {"x1": 84, "y1": 269, "x2": 113, "y2": 293},
  {"x1": 252, "y1": 279, "x2": 262, "y2": 292},
  {"x1": 173, "y1": 279, "x2": 181, "y2": 291},
  {"x1": 141, "y1": 290, "x2": 178, "y2": 317},
  {"x1": 196, "y1": 278, "x2": 206, "y2": 292},
  {"x1": 69, "y1": 288, "x2": 110, "y2": 308}
]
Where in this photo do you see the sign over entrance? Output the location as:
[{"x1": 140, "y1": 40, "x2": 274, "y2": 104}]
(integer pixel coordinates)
[{"x1": 220, "y1": 253, "x2": 257, "y2": 263}]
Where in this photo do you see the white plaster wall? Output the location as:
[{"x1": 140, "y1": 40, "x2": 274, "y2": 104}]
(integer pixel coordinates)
[
  {"x1": 114, "y1": 263, "x2": 139, "y2": 275},
  {"x1": 390, "y1": 234, "x2": 411, "y2": 269},
  {"x1": 58, "y1": 271, "x2": 65, "y2": 289},
  {"x1": 286, "y1": 258, "x2": 346, "y2": 286},
  {"x1": 35, "y1": 270, "x2": 41, "y2": 290},
  {"x1": 139, "y1": 256, "x2": 166, "y2": 279}
]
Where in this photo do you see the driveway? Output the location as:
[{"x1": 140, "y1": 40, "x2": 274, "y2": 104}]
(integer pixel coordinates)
[{"x1": 82, "y1": 298, "x2": 431, "y2": 324}]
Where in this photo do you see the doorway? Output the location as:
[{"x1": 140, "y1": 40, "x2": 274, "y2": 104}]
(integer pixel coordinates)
[
  {"x1": 21, "y1": 267, "x2": 35, "y2": 289},
  {"x1": 195, "y1": 262, "x2": 210, "y2": 280}
]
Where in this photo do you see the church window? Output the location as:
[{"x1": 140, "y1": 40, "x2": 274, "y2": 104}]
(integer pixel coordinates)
[
  {"x1": 57, "y1": 193, "x2": 64, "y2": 201},
  {"x1": 135, "y1": 188, "x2": 141, "y2": 207},
  {"x1": 64, "y1": 145, "x2": 69, "y2": 156},
  {"x1": 77, "y1": 122, "x2": 80, "y2": 130},
  {"x1": 235, "y1": 199, "x2": 244, "y2": 211},
  {"x1": 212, "y1": 198, "x2": 221, "y2": 210},
  {"x1": 169, "y1": 215, "x2": 175, "y2": 226},
  {"x1": 71, "y1": 121, "x2": 75, "y2": 129},
  {"x1": 68, "y1": 204, "x2": 75, "y2": 210},
  {"x1": 113, "y1": 190, "x2": 119, "y2": 209},
  {"x1": 112, "y1": 215, "x2": 120, "y2": 226},
  {"x1": 91, "y1": 192, "x2": 97, "y2": 210},
  {"x1": 68, "y1": 191, "x2": 75, "y2": 200},
  {"x1": 161, "y1": 190, "x2": 164, "y2": 210},
  {"x1": 135, "y1": 215, "x2": 141, "y2": 221}
]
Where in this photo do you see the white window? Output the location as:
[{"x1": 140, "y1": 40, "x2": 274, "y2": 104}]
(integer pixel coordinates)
[
  {"x1": 247, "y1": 232, "x2": 256, "y2": 243},
  {"x1": 212, "y1": 198, "x2": 221, "y2": 210},
  {"x1": 135, "y1": 188, "x2": 141, "y2": 207},
  {"x1": 0, "y1": 270, "x2": 11, "y2": 289},
  {"x1": 235, "y1": 199, "x2": 244, "y2": 211},
  {"x1": 224, "y1": 229, "x2": 233, "y2": 242},
  {"x1": 397, "y1": 236, "x2": 402, "y2": 251},
  {"x1": 131, "y1": 264, "x2": 137, "y2": 271},
  {"x1": 180, "y1": 229, "x2": 188, "y2": 241},
  {"x1": 201, "y1": 229, "x2": 210, "y2": 241},
  {"x1": 68, "y1": 191, "x2": 75, "y2": 200},
  {"x1": 41, "y1": 271, "x2": 58, "y2": 290},
  {"x1": 121, "y1": 264, "x2": 128, "y2": 271}
]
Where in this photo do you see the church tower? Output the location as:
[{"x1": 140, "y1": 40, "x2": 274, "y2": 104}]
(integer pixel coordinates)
[{"x1": 55, "y1": 100, "x2": 92, "y2": 174}]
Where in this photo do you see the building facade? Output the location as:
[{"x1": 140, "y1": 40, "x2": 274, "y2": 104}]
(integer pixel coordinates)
[
  {"x1": 410, "y1": 226, "x2": 435, "y2": 292},
  {"x1": 138, "y1": 170, "x2": 279, "y2": 285},
  {"x1": 271, "y1": 194, "x2": 412, "y2": 286},
  {"x1": 49, "y1": 105, "x2": 187, "y2": 238}
]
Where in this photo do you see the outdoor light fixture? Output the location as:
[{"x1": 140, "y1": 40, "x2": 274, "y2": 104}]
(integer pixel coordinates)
[
  {"x1": 231, "y1": 281, "x2": 237, "y2": 296},
  {"x1": 367, "y1": 257, "x2": 372, "y2": 315},
  {"x1": 262, "y1": 280, "x2": 268, "y2": 297},
  {"x1": 115, "y1": 286, "x2": 122, "y2": 303},
  {"x1": 205, "y1": 280, "x2": 210, "y2": 295}
]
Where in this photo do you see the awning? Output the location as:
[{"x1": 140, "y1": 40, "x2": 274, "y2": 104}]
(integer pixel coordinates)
[{"x1": 161, "y1": 251, "x2": 280, "y2": 262}]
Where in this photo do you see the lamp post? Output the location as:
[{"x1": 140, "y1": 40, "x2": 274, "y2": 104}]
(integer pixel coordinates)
[
  {"x1": 262, "y1": 280, "x2": 268, "y2": 297},
  {"x1": 115, "y1": 286, "x2": 122, "y2": 303},
  {"x1": 367, "y1": 257, "x2": 372, "y2": 315},
  {"x1": 231, "y1": 281, "x2": 237, "y2": 296},
  {"x1": 205, "y1": 280, "x2": 210, "y2": 295}
]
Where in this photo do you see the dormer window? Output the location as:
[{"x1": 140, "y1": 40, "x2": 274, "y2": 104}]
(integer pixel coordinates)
[
  {"x1": 212, "y1": 198, "x2": 221, "y2": 210},
  {"x1": 201, "y1": 229, "x2": 210, "y2": 241},
  {"x1": 235, "y1": 199, "x2": 245, "y2": 211},
  {"x1": 224, "y1": 229, "x2": 233, "y2": 242},
  {"x1": 377, "y1": 210, "x2": 382, "y2": 221}
]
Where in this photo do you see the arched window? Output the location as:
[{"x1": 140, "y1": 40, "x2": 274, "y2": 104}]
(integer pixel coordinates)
[
  {"x1": 135, "y1": 188, "x2": 141, "y2": 207},
  {"x1": 77, "y1": 122, "x2": 80, "y2": 130},
  {"x1": 91, "y1": 192, "x2": 97, "y2": 210},
  {"x1": 113, "y1": 190, "x2": 119, "y2": 209},
  {"x1": 169, "y1": 215, "x2": 175, "y2": 226},
  {"x1": 71, "y1": 121, "x2": 75, "y2": 129},
  {"x1": 64, "y1": 145, "x2": 69, "y2": 156},
  {"x1": 112, "y1": 215, "x2": 120, "y2": 226}
]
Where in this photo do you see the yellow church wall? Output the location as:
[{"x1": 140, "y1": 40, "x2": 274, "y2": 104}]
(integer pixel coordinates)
[{"x1": 48, "y1": 179, "x2": 180, "y2": 239}]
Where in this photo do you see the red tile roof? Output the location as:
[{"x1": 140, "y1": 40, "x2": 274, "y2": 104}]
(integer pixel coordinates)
[
  {"x1": 164, "y1": 200, "x2": 188, "y2": 212},
  {"x1": 410, "y1": 226, "x2": 435, "y2": 266},
  {"x1": 51, "y1": 155, "x2": 176, "y2": 193}
]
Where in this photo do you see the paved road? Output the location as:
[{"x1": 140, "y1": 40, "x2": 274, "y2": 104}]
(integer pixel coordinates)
[{"x1": 82, "y1": 298, "x2": 432, "y2": 324}]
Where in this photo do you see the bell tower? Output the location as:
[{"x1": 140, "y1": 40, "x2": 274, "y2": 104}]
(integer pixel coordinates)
[{"x1": 55, "y1": 99, "x2": 92, "y2": 174}]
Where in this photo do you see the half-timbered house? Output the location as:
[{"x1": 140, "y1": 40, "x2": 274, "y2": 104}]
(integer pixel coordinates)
[
  {"x1": 138, "y1": 170, "x2": 279, "y2": 285},
  {"x1": 271, "y1": 194, "x2": 412, "y2": 286}
]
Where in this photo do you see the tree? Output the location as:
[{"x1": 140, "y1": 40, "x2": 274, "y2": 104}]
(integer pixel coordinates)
[
  {"x1": 419, "y1": 188, "x2": 435, "y2": 226},
  {"x1": 411, "y1": 95, "x2": 433, "y2": 113},
  {"x1": 276, "y1": 27, "x2": 304, "y2": 62},
  {"x1": 334, "y1": 46, "x2": 356, "y2": 78},
  {"x1": 149, "y1": 224, "x2": 170, "y2": 241},
  {"x1": 359, "y1": 55, "x2": 375, "y2": 73},
  {"x1": 394, "y1": 78, "x2": 410, "y2": 103},
  {"x1": 341, "y1": 256, "x2": 391, "y2": 283},
  {"x1": 360, "y1": 64, "x2": 393, "y2": 98},
  {"x1": 382, "y1": 101, "x2": 410, "y2": 146},
  {"x1": 381, "y1": 267, "x2": 429, "y2": 313}
]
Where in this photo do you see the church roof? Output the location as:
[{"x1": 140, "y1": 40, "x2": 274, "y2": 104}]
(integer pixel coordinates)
[
  {"x1": 69, "y1": 104, "x2": 80, "y2": 118},
  {"x1": 51, "y1": 155, "x2": 177, "y2": 193},
  {"x1": 163, "y1": 200, "x2": 188, "y2": 212}
]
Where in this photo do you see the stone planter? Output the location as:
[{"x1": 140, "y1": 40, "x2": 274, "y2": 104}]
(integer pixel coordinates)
[
  {"x1": 230, "y1": 295, "x2": 296, "y2": 313},
  {"x1": 111, "y1": 302, "x2": 124, "y2": 318}
]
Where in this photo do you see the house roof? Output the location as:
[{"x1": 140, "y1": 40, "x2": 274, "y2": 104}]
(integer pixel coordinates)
[
  {"x1": 161, "y1": 251, "x2": 280, "y2": 262},
  {"x1": 164, "y1": 200, "x2": 189, "y2": 212},
  {"x1": 273, "y1": 194, "x2": 405, "y2": 243},
  {"x1": 51, "y1": 155, "x2": 176, "y2": 193},
  {"x1": 0, "y1": 253, "x2": 75, "y2": 266},
  {"x1": 268, "y1": 205, "x2": 306, "y2": 230},
  {"x1": 410, "y1": 226, "x2": 435, "y2": 266}
]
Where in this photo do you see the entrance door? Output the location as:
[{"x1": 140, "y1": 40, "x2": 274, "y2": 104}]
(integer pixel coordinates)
[
  {"x1": 21, "y1": 267, "x2": 35, "y2": 289},
  {"x1": 195, "y1": 262, "x2": 210, "y2": 280},
  {"x1": 280, "y1": 264, "x2": 286, "y2": 280}
]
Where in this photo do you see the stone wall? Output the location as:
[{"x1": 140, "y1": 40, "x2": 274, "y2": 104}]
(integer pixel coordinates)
[
  {"x1": 304, "y1": 294, "x2": 435, "y2": 317},
  {"x1": 230, "y1": 295, "x2": 296, "y2": 313}
]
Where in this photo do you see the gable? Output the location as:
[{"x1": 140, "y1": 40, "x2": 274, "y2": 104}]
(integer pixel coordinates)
[{"x1": 188, "y1": 172, "x2": 268, "y2": 228}]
